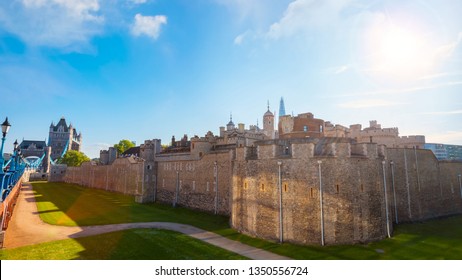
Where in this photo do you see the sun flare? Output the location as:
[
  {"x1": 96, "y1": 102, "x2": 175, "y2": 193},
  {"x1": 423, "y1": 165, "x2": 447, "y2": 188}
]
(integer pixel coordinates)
[{"x1": 361, "y1": 18, "x2": 435, "y2": 82}]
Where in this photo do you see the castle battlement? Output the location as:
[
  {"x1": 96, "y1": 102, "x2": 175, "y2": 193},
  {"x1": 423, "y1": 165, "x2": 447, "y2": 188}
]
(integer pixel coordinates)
[{"x1": 235, "y1": 138, "x2": 383, "y2": 161}]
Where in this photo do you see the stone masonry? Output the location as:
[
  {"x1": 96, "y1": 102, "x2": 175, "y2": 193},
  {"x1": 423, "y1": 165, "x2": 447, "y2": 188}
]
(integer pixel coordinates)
[{"x1": 50, "y1": 136, "x2": 462, "y2": 245}]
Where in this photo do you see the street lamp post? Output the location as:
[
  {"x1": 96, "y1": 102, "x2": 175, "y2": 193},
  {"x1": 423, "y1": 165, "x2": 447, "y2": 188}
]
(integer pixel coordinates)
[
  {"x1": 10, "y1": 140, "x2": 18, "y2": 172},
  {"x1": 458, "y1": 174, "x2": 462, "y2": 199},
  {"x1": 382, "y1": 161, "x2": 391, "y2": 238},
  {"x1": 390, "y1": 160, "x2": 398, "y2": 224},
  {"x1": 277, "y1": 161, "x2": 283, "y2": 243},
  {"x1": 214, "y1": 161, "x2": 218, "y2": 215},
  {"x1": 0, "y1": 117, "x2": 12, "y2": 174},
  {"x1": 318, "y1": 160, "x2": 325, "y2": 246}
]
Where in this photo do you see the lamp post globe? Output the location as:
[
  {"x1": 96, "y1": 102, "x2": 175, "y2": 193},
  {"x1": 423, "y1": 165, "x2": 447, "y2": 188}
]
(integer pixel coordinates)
[
  {"x1": 1, "y1": 117, "x2": 11, "y2": 138},
  {"x1": 0, "y1": 117, "x2": 11, "y2": 174}
]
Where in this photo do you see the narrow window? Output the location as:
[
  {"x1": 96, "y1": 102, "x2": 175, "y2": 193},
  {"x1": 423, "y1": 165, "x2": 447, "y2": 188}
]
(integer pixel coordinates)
[
  {"x1": 284, "y1": 184, "x2": 288, "y2": 192},
  {"x1": 336, "y1": 184, "x2": 340, "y2": 194},
  {"x1": 360, "y1": 184, "x2": 364, "y2": 192},
  {"x1": 244, "y1": 182, "x2": 248, "y2": 189},
  {"x1": 303, "y1": 125, "x2": 308, "y2": 132},
  {"x1": 261, "y1": 183, "x2": 265, "y2": 191},
  {"x1": 310, "y1": 188, "x2": 314, "y2": 198}
]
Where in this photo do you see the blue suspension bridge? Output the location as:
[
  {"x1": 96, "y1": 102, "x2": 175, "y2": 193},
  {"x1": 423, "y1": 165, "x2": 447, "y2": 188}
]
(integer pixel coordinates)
[{"x1": 0, "y1": 117, "x2": 71, "y2": 234}]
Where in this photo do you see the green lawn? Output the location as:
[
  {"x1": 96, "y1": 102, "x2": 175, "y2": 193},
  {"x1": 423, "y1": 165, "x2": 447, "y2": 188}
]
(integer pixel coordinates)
[
  {"x1": 0, "y1": 228, "x2": 247, "y2": 260},
  {"x1": 4, "y1": 181, "x2": 461, "y2": 260},
  {"x1": 32, "y1": 182, "x2": 230, "y2": 231},
  {"x1": 216, "y1": 215, "x2": 462, "y2": 259}
]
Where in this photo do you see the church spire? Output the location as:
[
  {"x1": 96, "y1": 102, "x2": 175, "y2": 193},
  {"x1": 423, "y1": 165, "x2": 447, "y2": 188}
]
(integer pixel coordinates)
[{"x1": 227, "y1": 112, "x2": 235, "y2": 131}]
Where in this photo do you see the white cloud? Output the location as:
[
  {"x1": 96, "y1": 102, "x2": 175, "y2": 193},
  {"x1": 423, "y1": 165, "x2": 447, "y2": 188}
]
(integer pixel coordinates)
[
  {"x1": 0, "y1": 0, "x2": 103, "y2": 51},
  {"x1": 433, "y1": 32, "x2": 462, "y2": 62},
  {"x1": 234, "y1": 33, "x2": 246, "y2": 45},
  {"x1": 417, "y1": 72, "x2": 462, "y2": 81},
  {"x1": 23, "y1": 0, "x2": 101, "y2": 20},
  {"x1": 338, "y1": 99, "x2": 402, "y2": 109},
  {"x1": 339, "y1": 81, "x2": 462, "y2": 97},
  {"x1": 214, "y1": 0, "x2": 269, "y2": 22},
  {"x1": 326, "y1": 65, "x2": 350, "y2": 75},
  {"x1": 266, "y1": 0, "x2": 352, "y2": 39},
  {"x1": 234, "y1": 30, "x2": 253, "y2": 45},
  {"x1": 130, "y1": 0, "x2": 148, "y2": 4},
  {"x1": 422, "y1": 110, "x2": 462, "y2": 116},
  {"x1": 131, "y1": 14, "x2": 167, "y2": 39}
]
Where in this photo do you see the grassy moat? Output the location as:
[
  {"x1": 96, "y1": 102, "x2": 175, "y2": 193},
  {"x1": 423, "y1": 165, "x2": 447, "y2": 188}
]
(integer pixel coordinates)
[{"x1": 1, "y1": 181, "x2": 461, "y2": 260}]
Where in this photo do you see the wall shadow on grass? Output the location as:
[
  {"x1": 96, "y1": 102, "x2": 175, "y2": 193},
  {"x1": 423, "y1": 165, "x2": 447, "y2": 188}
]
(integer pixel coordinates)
[{"x1": 69, "y1": 228, "x2": 248, "y2": 260}]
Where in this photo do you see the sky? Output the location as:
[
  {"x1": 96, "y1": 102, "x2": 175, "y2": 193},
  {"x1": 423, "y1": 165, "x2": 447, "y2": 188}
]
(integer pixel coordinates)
[{"x1": 0, "y1": 0, "x2": 461, "y2": 159}]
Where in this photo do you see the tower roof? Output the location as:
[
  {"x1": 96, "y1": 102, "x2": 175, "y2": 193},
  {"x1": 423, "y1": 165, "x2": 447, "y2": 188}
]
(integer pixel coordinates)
[
  {"x1": 20, "y1": 140, "x2": 47, "y2": 150},
  {"x1": 52, "y1": 117, "x2": 69, "y2": 132},
  {"x1": 264, "y1": 101, "x2": 274, "y2": 117},
  {"x1": 264, "y1": 110, "x2": 274, "y2": 117},
  {"x1": 227, "y1": 113, "x2": 235, "y2": 126}
]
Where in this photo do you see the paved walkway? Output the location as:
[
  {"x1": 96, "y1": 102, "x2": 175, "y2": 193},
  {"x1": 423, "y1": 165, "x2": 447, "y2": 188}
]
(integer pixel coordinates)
[{"x1": 4, "y1": 183, "x2": 291, "y2": 260}]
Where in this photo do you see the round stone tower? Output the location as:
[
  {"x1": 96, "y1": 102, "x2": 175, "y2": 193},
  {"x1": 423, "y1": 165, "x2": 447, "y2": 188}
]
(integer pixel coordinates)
[{"x1": 263, "y1": 101, "x2": 275, "y2": 138}]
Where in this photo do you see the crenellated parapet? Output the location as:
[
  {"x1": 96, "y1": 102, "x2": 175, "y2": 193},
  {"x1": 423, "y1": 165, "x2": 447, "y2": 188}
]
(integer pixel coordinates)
[{"x1": 246, "y1": 138, "x2": 383, "y2": 160}]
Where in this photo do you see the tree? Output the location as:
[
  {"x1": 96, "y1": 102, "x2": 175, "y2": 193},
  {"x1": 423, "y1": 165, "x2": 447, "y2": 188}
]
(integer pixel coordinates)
[
  {"x1": 114, "y1": 139, "x2": 135, "y2": 155},
  {"x1": 59, "y1": 150, "x2": 90, "y2": 167}
]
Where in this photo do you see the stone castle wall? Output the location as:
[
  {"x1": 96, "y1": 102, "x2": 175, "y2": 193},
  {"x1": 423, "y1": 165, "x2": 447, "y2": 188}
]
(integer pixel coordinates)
[
  {"x1": 232, "y1": 142, "x2": 391, "y2": 245},
  {"x1": 49, "y1": 138, "x2": 462, "y2": 245},
  {"x1": 51, "y1": 157, "x2": 156, "y2": 203},
  {"x1": 387, "y1": 148, "x2": 462, "y2": 223},
  {"x1": 155, "y1": 150, "x2": 234, "y2": 215},
  {"x1": 232, "y1": 142, "x2": 462, "y2": 245}
]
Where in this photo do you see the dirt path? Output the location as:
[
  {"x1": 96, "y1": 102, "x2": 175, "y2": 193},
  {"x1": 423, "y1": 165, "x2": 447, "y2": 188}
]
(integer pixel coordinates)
[{"x1": 3, "y1": 183, "x2": 291, "y2": 260}]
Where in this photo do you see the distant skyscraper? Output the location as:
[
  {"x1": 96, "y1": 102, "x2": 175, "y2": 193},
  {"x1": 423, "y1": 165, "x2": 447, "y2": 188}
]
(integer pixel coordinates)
[{"x1": 279, "y1": 97, "x2": 286, "y2": 117}]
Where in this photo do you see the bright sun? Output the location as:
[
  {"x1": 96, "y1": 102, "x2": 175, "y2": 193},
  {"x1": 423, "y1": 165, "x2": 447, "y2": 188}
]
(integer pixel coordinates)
[{"x1": 361, "y1": 19, "x2": 434, "y2": 82}]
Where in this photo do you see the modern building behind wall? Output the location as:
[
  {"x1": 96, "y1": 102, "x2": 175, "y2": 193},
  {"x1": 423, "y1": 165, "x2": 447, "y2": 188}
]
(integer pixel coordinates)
[{"x1": 424, "y1": 143, "x2": 462, "y2": 161}]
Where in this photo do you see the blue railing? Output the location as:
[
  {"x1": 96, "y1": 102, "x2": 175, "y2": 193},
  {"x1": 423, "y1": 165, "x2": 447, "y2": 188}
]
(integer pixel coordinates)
[{"x1": 1, "y1": 164, "x2": 26, "y2": 202}]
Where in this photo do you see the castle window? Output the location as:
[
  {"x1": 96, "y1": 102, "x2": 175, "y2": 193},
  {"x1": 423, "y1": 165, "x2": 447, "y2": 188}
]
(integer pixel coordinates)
[
  {"x1": 303, "y1": 126, "x2": 308, "y2": 132},
  {"x1": 360, "y1": 184, "x2": 364, "y2": 192},
  {"x1": 320, "y1": 125, "x2": 323, "y2": 132},
  {"x1": 244, "y1": 182, "x2": 248, "y2": 189},
  {"x1": 310, "y1": 188, "x2": 314, "y2": 198},
  {"x1": 336, "y1": 184, "x2": 340, "y2": 194},
  {"x1": 284, "y1": 184, "x2": 288, "y2": 192},
  {"x1": 261, "y1": 184, "x2": 265, "y2": 191}
]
